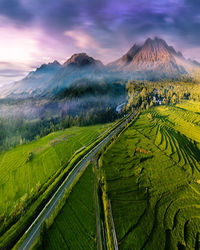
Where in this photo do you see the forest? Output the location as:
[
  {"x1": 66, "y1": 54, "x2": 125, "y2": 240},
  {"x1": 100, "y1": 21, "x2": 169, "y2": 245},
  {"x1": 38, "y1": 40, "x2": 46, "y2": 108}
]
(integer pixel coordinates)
[{"x1": 0, "y1": 79, "x2": 199, "y2": 152}]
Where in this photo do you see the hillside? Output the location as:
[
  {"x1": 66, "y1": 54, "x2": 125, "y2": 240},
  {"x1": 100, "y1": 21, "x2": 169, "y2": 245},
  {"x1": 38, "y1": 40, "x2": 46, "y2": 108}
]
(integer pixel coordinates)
[
  {"x1": 100, "y1": 104, "x2": 200, "y2": 249},
  {"x1": 0, "y1": 124, "x2": 109, "y2": 215}
]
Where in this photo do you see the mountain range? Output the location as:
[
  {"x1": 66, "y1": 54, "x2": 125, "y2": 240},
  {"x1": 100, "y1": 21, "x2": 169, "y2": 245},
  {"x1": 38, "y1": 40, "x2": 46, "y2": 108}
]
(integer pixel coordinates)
[{"x1": 1, "y1": 37, "x2": 200, "y2": 98}]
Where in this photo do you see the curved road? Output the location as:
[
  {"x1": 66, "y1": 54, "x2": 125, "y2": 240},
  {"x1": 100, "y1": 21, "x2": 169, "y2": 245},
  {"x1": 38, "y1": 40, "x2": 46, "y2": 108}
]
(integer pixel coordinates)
[{"x1": 19, "y1": 112, "x2": 136, "y2": 250}]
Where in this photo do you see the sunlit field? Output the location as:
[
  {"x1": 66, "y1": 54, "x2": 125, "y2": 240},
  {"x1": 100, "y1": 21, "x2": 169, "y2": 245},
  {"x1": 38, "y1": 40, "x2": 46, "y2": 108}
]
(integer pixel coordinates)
[
  {"x1": 0, "y1": 124, "x2": 109, "y2": 215},
  {"x1": 43, "y1": 164, "x2": 96, "y2": 249},
  {"x1": 101, "y1": 104, "x2": 200, "y2": 249}
]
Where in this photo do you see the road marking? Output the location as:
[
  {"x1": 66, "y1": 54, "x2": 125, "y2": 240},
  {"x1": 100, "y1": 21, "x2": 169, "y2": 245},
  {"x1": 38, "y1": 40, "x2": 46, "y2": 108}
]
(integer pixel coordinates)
[{"x1": 22, "y1": 223, "x2": 41, "y2": 250}]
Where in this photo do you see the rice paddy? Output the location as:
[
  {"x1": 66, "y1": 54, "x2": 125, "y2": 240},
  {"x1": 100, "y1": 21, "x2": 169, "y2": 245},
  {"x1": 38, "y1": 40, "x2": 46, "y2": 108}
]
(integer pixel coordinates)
[
  {"x1": 101, "y1": 104, "x2": 200, "y2": 249},
  {"x1": 43, "y1": 164, "x2": 97, "y2": 250},
  {"x1": 0, "y1": 124, "x2": 109, "y2": 215}
]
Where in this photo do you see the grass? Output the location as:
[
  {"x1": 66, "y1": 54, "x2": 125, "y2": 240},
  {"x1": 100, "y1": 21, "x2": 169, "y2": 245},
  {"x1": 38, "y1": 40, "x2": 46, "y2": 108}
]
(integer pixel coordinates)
[
  {"x1": 152, "y1": 105, "x2": 200, "y2": 144},
  {"x1": 42, "y1": 164, "x2": 96, "y2": 250},
  {"x1": 0, "y1": 124, "x2": 110, "y2": 216},
  {"x1": 101, "y1": 103, "x2": 200, "y2": 249},
  {"x1": 176, "y1": 100, "x2": 200, "y2": 113}
]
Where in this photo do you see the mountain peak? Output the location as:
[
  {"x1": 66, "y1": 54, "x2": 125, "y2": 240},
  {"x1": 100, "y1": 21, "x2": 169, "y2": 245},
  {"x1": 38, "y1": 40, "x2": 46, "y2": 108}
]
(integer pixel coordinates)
[
  {"x1": 51, "y1": 60, "x2": 61, "y2": 66},
  {"x1": 110, "y1": 37, "x2": 187, "y2": 79},
  {"x1": 143, "y1": 37, "x2": 184, "y2": 59},
  {"x1": 64, "y1": 53, "x2": 103, "y2": 67},
  {"x1": 38, "y1": 60, "x2": 61, "y2": 71},
  {"x1": 143, "y1": 37, "x2": 169, "y2": 50},
  {"x1": 25, "y1": 60, "x2": 62, "y2": 80}
]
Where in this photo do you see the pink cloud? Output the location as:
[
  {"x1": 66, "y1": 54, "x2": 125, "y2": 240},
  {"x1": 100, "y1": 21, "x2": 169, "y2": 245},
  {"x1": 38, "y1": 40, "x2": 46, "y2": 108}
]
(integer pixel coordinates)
[{"x1": 64, "y1": 29, "x2": 126, "y2": 63}]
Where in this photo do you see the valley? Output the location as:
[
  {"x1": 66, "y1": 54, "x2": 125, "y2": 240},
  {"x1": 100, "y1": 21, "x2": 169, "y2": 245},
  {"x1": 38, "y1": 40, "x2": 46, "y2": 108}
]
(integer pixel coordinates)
[
  {"x1": 0, "y1": 36, "x2": 200, "y2": 250},
  {"x1": 13, "y1": 101, "x2": 200, "y2": 250},
  {"x1": 1, "y1": 92, "x2": 200, "y2": 249},
  {"x1": 1, "y1": 0, "x2": 200, "y2": 248}
]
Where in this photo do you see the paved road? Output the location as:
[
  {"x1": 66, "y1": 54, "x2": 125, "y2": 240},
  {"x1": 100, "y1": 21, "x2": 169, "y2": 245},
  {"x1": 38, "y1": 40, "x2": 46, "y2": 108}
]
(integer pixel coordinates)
[
  {"x1": 108, "y1": 199, "x2": 118, "y2": 250},
  {"x1": 19, "y1": 112, "x2": 136, "y2": 250},
  {"x1": 93, "y1": 163, "x2": 102, "y2": 250}
]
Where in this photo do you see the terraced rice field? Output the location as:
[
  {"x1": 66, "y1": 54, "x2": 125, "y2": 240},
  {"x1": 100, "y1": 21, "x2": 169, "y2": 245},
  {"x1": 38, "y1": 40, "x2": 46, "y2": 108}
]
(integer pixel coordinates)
[
  {"x1": 0, "y1": 124, "x2": 109, "y2": 215},
  {"x1": 43, "y1": 164, "x2": 96, "y2": 250},
  {"x1": 177, "y1": 100, "x2": 200, "y2": 113},
  {"x1": 101, "y1": 105, "x2": 200, "y2": 249},
  {"x1": 154, "y1": 105, "x2": 200, "y2": 144}
]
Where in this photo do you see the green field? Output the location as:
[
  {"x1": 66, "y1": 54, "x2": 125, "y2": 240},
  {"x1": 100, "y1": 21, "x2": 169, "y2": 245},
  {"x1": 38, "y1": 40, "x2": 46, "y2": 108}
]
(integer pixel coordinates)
[
  {"x1": 0, "y1": 124, "x2": 109, "y2": 215},
  {"x1": 101, "y1": 105, "x2": 200, "y2": 249},
  {"x1": 177, "y1": 100, "x2": 200, "y2": 113},
  {"x1": 153, "y1": 105, "x2": 200, "y2": 144},
  {"x1": 43, "y1": 164, "x2": 97, "y2": 249}
]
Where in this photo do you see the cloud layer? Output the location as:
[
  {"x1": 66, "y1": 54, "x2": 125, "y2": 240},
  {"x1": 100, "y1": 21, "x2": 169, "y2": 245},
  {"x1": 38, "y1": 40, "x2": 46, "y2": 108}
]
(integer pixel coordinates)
[{"x1": 0, "y1": 0, "x2": 200, "y2": 84}]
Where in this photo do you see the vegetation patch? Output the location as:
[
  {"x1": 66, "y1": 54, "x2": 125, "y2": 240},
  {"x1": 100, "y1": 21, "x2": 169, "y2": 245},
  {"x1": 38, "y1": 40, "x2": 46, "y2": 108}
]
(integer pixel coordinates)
[
  {"x1": 135, "y1": 147, "x2": 151, "y2": 154},
  {"x1": 101, "y1": 104, "x2": 200, "y2": 249},
  {"x1": 42, "y1": 164, "x2": 97, "y2": 250},
  {"x1": 0, "y1": 124, "x2": 109, "y2": 216}
]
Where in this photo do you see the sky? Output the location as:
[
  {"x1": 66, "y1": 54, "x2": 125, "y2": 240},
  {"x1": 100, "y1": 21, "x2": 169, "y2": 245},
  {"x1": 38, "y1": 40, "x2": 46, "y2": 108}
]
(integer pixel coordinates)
[{"x1": 0, "y1": 0, "x2": 200, "y2": 85}]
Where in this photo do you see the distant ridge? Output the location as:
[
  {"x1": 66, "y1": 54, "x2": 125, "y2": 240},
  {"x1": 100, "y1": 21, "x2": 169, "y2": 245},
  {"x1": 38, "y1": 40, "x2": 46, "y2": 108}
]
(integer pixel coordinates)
[
  {"x1": 0, "y1": 53, "x2": 105, "y2": 98},
  {"x1": 0, "y1": 37, "x2": 200, "y2": 98}
]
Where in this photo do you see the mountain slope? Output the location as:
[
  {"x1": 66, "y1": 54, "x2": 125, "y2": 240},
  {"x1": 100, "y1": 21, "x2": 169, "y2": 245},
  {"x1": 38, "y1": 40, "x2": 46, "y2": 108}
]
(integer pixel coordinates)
[
  {"x1": 109, "y1": 37, "x2": 189, "y2": 79},
  {"x1": 1, "y1": 54, "x2": 105, "y2": 98},
  {"x1": 108, "y1": 44, "x2": 142, "y2": 69},
  {"x1": 1, "y1": 61, "x2": 61, "y2": 98},
  {"x1": 63, "y1": 53, "x2": 103, "y2": 67},
  {"x1": 45, "y1": 53, "x2": 105, "y2": 95}
]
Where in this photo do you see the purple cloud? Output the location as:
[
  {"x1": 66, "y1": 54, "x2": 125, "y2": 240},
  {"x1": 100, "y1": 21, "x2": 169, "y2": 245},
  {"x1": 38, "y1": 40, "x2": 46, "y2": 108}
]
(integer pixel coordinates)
[{"x1": 0, "y1": 0, "x2": 200, "y2": 84}]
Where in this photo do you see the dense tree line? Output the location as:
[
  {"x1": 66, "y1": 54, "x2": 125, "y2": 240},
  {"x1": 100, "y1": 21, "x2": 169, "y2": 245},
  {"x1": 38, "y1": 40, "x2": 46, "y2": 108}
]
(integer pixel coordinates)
[
  {"x1": 60, "y1": 107, "x2": 118, "y2": 129},
  {"x1": 0, "y1": 117, "x2": 59, "y2": 151},
  {"x1": 57, "y1": 79, "x2": 126, "y2": 99},
  {"x1": 126, "y1": 80, "x2": 200, "y2": 110},
  {"x1": 0, "y1": 106, "x2": 119, "y2": 151}
]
